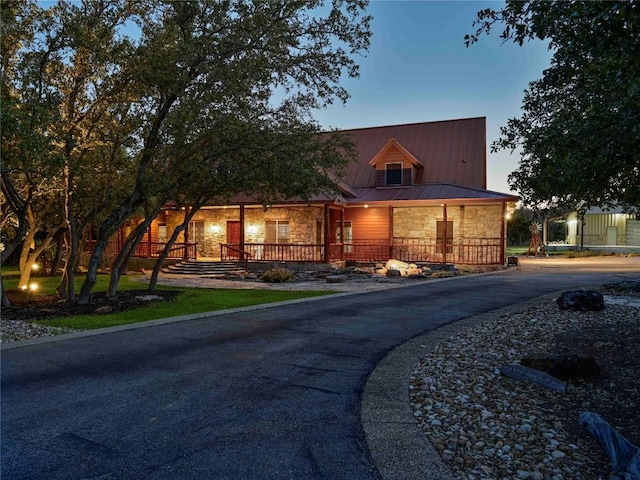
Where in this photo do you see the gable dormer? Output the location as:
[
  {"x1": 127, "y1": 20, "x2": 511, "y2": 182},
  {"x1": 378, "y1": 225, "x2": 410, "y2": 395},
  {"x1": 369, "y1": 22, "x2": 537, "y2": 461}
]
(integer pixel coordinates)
[{"x1": 367, "y1": 138, "x2": 423, "y2": 187}]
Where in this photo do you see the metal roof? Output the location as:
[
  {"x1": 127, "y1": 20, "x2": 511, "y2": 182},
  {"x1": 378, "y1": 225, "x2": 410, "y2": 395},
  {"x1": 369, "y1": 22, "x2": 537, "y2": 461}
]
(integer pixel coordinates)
[
  {"x1": 337, "y1": 117, "x2": 487, "y2": 189},
  {"x1": 348, "y1": 183, "x2": 518, "y2": 204},
  {"x1": 219, "y1": 117, "x2": 518, "y2": 207}
]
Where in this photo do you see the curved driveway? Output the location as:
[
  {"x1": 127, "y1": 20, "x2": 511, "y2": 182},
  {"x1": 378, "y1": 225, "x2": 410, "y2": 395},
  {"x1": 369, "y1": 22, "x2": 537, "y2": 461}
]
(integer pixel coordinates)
[{"x1": 2, "y1": 257, "x2": 639, "y2": 479}]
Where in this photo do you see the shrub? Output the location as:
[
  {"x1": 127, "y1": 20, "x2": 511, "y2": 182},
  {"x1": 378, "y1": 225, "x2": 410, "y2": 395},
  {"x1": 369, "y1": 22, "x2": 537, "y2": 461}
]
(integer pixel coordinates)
[{"x1": 260, "y1": 267, "x2": 297, "y2": 283}]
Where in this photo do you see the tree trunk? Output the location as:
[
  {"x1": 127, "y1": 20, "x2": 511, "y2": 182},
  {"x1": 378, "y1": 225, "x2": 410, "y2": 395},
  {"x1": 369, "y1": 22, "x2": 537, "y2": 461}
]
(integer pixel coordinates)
[
  {"x1": 149, "y1": 202, "x2": 202, "y2": 291},
  {"x1": 50, "y1": 228, "x2": 65, "y2": 275},
  {"x1": 64, "y1": 214, "x2": 79, "y2": 301},
  {"x1": 107, "y1": 225, "x2": 146, "y2": 297},
  {"x1": 78, "y1": 191, "x2": 144, "y2": 304},
  {"x1": 17, "y1": 228, "x2": 37, "y2": 289},
  {"x1": 107, "y1": 200, "x2": 165, "y2": 297},
  {"x1": 17, "y1": 229, "x2": 58, "y2": 289},
  {"x1": 1, "y1": 279, "x2": 10, "y2": 308}
]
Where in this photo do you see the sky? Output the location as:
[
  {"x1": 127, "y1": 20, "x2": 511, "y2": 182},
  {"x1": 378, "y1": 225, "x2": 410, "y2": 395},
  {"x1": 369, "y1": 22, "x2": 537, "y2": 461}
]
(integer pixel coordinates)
[{"x1": 312, "y1": 0, "x2": 553, "y2": 195}]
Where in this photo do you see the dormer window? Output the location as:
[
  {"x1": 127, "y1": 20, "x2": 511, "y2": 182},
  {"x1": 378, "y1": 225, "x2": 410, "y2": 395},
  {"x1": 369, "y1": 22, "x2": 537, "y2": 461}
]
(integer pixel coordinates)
[
  {"x1": 368, "y1": 139, "x2": 423, "y2": 188},
  {"x1": 386, "y1": 163, "x2": 403, "y2": 186}
]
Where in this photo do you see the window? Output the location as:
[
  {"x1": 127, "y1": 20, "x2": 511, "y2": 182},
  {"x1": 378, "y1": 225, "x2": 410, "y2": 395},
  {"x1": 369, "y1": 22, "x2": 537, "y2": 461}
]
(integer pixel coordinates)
[
  {"x1": 385, "y1": 163, "x2": 403, "y2": 186},
  {"x1": 158, "y1": 225, "x2": 167, "y2": 243},
  {"x1": 436, "y1": 220, "x2": 453, "y2": 253},
  {"x1": 265, "y1": 220, "x2": 290, "y2": 244},
  {"x1": 336, "y1": 220, "x2": 353, "y2": 253}
]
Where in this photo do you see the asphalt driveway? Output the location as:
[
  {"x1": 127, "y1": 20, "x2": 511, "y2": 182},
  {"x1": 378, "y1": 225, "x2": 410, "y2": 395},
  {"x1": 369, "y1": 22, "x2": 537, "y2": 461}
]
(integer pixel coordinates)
[{"x1": 2, "y1": 257, "x2": 639, "y2": 479}]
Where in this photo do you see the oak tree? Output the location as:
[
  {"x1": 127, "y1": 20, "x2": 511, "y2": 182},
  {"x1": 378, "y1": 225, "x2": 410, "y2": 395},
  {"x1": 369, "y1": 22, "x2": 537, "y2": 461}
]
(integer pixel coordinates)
[{"x1": 467, "y1": 1, "x2": 640, "y2": 213}]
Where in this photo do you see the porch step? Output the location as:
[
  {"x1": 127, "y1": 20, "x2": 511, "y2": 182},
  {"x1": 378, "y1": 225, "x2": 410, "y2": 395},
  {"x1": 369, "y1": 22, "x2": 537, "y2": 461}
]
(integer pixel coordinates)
[{"x1": 161, "y1": 261, "x2": 246, "y2": 277}]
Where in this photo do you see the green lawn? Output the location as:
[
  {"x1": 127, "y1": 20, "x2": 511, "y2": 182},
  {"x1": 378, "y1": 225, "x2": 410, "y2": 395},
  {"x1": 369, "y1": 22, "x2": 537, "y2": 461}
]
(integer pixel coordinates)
[{"x1": 2, "y1": 273, "x2": 335, "y2": 330}]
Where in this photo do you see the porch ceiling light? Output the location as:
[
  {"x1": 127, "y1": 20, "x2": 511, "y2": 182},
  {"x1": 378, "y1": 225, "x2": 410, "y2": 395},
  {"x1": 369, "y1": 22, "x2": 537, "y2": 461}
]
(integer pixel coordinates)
[
  {"x1": 209, "y1": 225, "x2": 221, "y2": 234},
  {"x1": 247, "y1": 225, "x2": 259, "y2": 234}
]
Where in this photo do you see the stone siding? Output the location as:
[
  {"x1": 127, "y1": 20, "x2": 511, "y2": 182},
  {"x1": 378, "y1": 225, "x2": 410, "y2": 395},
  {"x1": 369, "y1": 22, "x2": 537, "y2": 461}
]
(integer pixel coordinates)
[
  {"x1": 164, "y1": 206, "x2": 323, "y2": 256},
  {"x1": 393, "y1": 205, "x2": 503, "y2": 241}
]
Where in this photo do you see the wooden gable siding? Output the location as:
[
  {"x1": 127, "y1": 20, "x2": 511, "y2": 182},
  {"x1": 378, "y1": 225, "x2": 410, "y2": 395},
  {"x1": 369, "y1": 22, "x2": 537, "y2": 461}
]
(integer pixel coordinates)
[
  {"x1": 373, "y1": 144, "x2": 419, "y2": 186},
  {"x1": 344, "y1": 207, "x2": 390, "y2": 241}
]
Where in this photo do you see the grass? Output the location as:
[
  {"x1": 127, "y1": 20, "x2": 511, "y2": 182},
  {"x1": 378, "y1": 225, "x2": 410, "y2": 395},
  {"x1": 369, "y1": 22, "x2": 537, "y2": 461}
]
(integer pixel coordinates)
[
  {"x1": 2, "y1": 272, "x2": 336, "y2": 330},
  {"x1": 2, "y1": 272, "x2": 151, "y2": 293},
  {"x1": 507, "y1": 246, "x2": 625, "y2": 258}
]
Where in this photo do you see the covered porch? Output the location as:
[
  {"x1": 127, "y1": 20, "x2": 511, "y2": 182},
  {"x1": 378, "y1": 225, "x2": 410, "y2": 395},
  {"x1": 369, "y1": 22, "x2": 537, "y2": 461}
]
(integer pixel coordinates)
[{"x1": 158, "y1": 199, "x2": 512, "y2": 266}]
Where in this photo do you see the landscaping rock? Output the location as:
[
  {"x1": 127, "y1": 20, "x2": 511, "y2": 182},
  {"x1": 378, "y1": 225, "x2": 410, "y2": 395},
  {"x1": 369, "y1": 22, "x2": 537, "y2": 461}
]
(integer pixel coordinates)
[
  {"x1": 134, "y1": 295, "x2": 164, "y2": 302},
  {"x1": 521, "y1": 355, "x2": 601, "y2": 381},
  {"x1": 556, "y1": 290, "x2": 605, "y2": 311},
  {"x1": 326, "y1": 275, "x2": 347, "y2": 283}
]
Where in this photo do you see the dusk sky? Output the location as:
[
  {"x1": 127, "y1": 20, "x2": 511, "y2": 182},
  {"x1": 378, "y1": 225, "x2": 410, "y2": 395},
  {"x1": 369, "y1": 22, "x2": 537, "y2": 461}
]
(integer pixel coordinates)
[{"x1": 313, "y1": 0, "x2": 553, "y2": 196}]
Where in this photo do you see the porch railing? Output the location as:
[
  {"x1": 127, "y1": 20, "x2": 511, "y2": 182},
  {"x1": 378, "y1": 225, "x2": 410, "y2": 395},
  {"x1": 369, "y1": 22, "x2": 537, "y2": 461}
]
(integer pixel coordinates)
[
  {"x1": 220, "y1": 238, "x2": 503, "y2": 265},
  {"x1": 86, "y1": 238, "x2": 502, "y2": 265},
  {"x1": 221, "y1": 243, "x2": 324, "y2": 262},
  {"x1": 84, "y1": 241, "x2": 198, "y2": 260},
  {"x1": 219, "y1": 244, "x2": 252, "y2": 271},
  {"x1": 392, "y1": 238, "x2": 503, "y2": 265}
]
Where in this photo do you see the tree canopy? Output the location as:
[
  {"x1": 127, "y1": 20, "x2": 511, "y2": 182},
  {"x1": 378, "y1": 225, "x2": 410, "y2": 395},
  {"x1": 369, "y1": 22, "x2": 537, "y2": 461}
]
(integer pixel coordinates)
[
  {"x1": 1, "y1": 0, "x2": 371, "y2": 304},
  {"x1": 467, "y1": 1, "x2": 640, "y2": 214}
]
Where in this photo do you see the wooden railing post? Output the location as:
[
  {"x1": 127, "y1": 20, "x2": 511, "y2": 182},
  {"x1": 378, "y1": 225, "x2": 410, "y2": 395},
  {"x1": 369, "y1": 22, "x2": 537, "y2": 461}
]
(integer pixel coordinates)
[
  {"x1": 500, "y1": 202, "x2": 506, "y2": 265},
  {"x1": 323, "y1": 204, "x2": 330, "y2": 263},
  {"x1": 239, "y1": 205, "x2": 245, "y2": 262},
  {"x1": 442, "y1": 203, "x2": 448, "y2": 265}
]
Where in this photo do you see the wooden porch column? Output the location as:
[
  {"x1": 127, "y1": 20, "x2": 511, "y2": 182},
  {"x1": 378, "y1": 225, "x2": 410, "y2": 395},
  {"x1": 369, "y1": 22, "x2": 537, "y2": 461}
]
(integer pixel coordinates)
[
  {"x1": 323, "y1": 204, "x2": 330, "y2": 263},
  {"x1": 239, "y1": 204, "x2": 245, "y2": 262},
  {"x1": 543, "y1": 217, "x2": 549, "y2": 246},
  {"x1": 500, "y1": 202, "x2": 506, "y2": 265},
  {"x1": 388, "y1": 205, "x2": 394, "y2": 259},
  {"x1": 340, "y1": 207, "x2": 345, "y2": 261},
  {"x1": 183, "y1": 207, "x2": 190, "y2": 260},
  {"x1": 147, "y1": 222, "x2": 152, "y2": 257},
  {"x1": 442, "y1": 203, "x2": 448, "y2": 265}
]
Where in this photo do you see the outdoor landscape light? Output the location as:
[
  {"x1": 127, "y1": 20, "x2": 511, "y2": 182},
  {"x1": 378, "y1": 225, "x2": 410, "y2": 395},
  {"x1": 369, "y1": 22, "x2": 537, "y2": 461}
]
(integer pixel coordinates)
[
  {"x1": 20, "y1": 285, "x2": 28, "y2": 290},
  {"x1": 29, "y1": 283, "x2": 38, "y2": 292},
  {"x1": 31, "y1": 263, "x2": 39, "y2": 271}
]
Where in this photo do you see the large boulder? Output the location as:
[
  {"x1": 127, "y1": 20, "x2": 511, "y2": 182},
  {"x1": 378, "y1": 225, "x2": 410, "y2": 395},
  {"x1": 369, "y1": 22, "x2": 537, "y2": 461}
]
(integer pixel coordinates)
[
  {"x1": 521, "y1": 355, "x2": 601, "y2": 381},
  {"x1": 383, "y1": 259, "x2": 421, "y2": 277},
  {"x1": 556, "y1": 290, "x2": 605, "y2": 311}
]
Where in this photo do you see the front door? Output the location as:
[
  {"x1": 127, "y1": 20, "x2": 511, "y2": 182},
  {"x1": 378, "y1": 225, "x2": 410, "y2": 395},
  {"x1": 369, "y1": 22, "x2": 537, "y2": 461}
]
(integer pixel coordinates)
[{"x1": 227, "y1": 221, "x2": 240, "y2": 257}]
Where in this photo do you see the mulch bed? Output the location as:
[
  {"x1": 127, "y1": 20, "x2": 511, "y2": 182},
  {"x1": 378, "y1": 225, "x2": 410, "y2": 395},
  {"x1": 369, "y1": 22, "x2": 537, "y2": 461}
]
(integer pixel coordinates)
[{"x1": 3, "y1": 289, "x2": 182, "y2": 322}]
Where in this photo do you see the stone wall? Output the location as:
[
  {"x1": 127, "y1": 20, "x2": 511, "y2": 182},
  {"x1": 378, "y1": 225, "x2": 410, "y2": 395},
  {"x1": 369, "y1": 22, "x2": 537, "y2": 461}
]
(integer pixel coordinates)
[
  {"x1": 164, "y1": 205, "x2": 324, "y2": 257},
  {"x1": 393, "y1": 204, "x2": 503, "y2": 241}
]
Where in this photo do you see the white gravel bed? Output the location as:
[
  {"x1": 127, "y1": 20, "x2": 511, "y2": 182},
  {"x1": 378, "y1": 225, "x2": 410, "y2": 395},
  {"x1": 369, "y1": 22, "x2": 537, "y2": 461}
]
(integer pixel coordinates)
[
  {"x1": 1, "y1": 319, "x2": 79, "y2": 343},
  {"x1": 409, "y1": 299, "x2": 639, "y2": 480}
]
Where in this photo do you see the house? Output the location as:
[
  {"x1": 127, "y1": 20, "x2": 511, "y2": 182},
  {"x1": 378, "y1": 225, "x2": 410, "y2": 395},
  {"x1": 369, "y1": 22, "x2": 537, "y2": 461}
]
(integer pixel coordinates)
[{"x1": 125, "y1": 116, "x2": 518, "y2": 267}]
